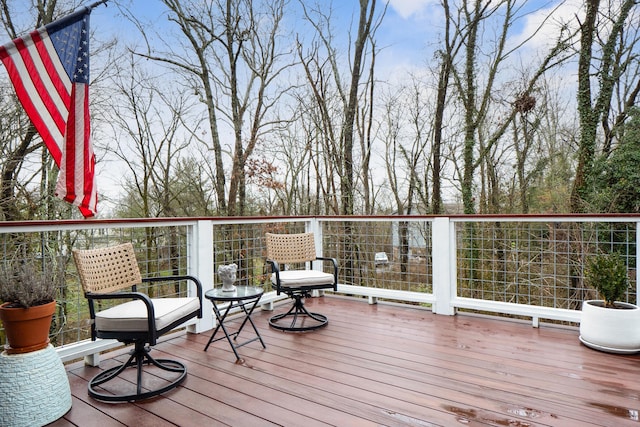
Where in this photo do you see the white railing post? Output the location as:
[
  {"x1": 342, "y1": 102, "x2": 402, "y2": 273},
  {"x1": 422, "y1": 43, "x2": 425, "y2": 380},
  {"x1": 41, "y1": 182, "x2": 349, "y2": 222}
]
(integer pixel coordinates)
[
  {"x1": 308, "y1": 218, "x2": 322, "y2": 256},
  {"x1": 432, "y1": 217, "x2": 456, "y2": 315},
  {"x1": 637, "y1": 222, "x2": 640, "y2": 301},
  {"x1": 309, "y1": 218, "x2": 324, "y2": 296},
  {"x1": 308, "y1": 217, "x2": 324, "y2": 270},
  {"x1": 188, "y1": 220, "x2": 215, "y2": 333}
]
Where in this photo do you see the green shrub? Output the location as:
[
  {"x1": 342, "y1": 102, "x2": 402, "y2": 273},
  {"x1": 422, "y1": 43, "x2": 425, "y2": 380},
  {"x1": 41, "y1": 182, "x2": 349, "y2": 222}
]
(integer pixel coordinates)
[{"x1": 585, "y1": 253, "x2": 629, "y2": 308}]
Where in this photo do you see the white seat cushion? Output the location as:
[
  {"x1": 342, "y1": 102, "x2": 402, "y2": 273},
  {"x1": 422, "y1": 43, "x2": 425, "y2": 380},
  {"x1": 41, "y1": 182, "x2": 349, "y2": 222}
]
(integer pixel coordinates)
[
  {"x1": 95, "y1": 297, "x2": 200, "y2": 332},
  {"x1": 271, "y1": 270, "x2": 334, "y2": 289}
]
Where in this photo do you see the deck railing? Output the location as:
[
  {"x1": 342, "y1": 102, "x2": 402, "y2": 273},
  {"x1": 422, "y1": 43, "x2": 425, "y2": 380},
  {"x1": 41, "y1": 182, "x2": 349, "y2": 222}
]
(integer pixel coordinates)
[{"x1": 1, "y1": 215, "x2": 637, "y2": 362}]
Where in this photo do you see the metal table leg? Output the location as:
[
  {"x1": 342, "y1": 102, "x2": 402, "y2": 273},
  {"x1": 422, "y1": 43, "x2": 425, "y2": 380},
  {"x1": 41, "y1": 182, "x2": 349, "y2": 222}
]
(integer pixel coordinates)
[{"x1": 204, "y1": 294, "x2": 265, "y2": 360}]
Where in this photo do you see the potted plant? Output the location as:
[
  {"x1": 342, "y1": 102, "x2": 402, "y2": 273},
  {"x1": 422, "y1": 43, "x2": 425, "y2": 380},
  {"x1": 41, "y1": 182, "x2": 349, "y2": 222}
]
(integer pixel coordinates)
[
  {"x1": 0, "y1": 260, "x2": 58, "y2": 354},
  {"x1": 579, "y1": 252, "x2": 640, "y2": 353},
  {"x1": 0, "y1": 258, "x2": 72, "y2": 426}
]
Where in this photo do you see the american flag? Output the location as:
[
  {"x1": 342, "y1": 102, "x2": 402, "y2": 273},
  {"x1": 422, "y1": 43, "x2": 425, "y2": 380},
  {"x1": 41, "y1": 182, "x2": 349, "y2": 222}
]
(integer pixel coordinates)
[{"x1": 0, "y1": 7, "x2": 97, "y2": 217}]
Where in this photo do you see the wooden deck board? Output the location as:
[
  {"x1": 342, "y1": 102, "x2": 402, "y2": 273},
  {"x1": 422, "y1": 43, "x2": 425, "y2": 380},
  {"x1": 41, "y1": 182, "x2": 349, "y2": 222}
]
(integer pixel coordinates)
[{"x1": 60, "y1": 296, "x2": 640, "y2": 426}]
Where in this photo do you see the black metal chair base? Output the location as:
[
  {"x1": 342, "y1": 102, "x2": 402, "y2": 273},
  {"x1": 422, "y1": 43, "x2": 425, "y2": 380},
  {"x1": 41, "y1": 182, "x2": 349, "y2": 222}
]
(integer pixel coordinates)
[
  {"x1": 88, "y1": 342, "x2": 187, "y2": 402},
  {"x1": 269, "y1": 294, "x2": 328, "y2": 332}
]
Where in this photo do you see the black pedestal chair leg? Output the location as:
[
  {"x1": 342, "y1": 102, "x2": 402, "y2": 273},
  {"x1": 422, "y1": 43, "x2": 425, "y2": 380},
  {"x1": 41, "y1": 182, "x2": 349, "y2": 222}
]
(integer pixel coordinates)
[
  {"x1": 88, "y1": 340, "x2": 187, "y2": 402},
  {"x1": 268, "y1": 292, "x2": 329, "y2": 331}
]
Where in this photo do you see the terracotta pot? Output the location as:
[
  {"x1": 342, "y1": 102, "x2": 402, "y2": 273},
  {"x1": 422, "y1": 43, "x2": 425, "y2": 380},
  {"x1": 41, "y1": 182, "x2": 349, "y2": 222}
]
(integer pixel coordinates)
[{"x1": 0, "y1": 300, "x2": 56, "y2": 354}]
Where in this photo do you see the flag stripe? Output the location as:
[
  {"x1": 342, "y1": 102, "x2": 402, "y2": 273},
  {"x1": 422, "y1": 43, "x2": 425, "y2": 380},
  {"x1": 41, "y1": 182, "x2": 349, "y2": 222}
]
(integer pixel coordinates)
[
  {"x1": 65, "y1": 84, "x2": 81, "y2": 200},
  {"x1": 57, "y1": 84, "x2": 97, "y2": 216},
  {"x1": 0, "y1": 57, "x2": 64, "y2": 162},
  {"x1": 79, "y1": 85, "x2": 96, "y2": 212},
  {"x1": 1, "y1": 33, "x2": 70, "y2": 164},
  {"x1": 6, "y1": 32, "x2": 71, "y2": 127},
  {"x1": 34, "y1": 31, "x2": 73, "y2": 105},
  {"x1": 15, "y1": 35, "x2": 69, "y2": 135}
]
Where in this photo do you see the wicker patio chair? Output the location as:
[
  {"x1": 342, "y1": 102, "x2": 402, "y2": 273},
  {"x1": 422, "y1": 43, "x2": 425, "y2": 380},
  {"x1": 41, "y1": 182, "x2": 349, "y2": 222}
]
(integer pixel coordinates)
[
  {"x1": 72, "y1": 243, "x2": 202, "y2": 402},
  {"x1": 265, "y1": 232, "x2": 338, "y2": 331}
]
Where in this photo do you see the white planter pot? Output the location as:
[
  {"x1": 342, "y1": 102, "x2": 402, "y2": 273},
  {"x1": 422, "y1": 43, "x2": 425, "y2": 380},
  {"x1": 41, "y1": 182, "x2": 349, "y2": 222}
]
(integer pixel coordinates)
[
  {"x1": 0, "y1": 345, "x2": 71, "y2": 426},
  {"x1": 579, "y1": 300, "x2": 640, "y2": 354}
]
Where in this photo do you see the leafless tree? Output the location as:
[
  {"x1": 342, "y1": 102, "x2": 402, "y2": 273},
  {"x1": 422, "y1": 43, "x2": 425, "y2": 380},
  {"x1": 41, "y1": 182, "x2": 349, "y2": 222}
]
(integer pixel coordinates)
[
  {"x1": 127, "y1": 0, "x2": 295, "y2": 216},
  {"x1": 0, "y1": 92, "x2": 42, "y2": 221},
  {"x1": 297, "y1": 0, "x2": 384, "y2": 216},
  {"x1": 106, "y1": 53, "x2": 198, "y2": 218},
  {"x1": 379, "y1": 83, "x2": 432, "y2": 277}
]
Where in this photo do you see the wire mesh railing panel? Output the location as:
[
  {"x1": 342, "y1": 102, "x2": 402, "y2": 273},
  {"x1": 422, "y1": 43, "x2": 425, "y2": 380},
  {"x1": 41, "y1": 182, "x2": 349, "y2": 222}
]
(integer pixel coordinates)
[
  {"x1": 0, "y1": 225, "x2": 190, "y2": 349},
  {"x1": 455, "y1": 220, "x2": 637, "y2": 310},
  {"x1": 212, "y1": 221, "x2": 308, "y2": 290},
  {"x1": 322, "y1": 219, "x2": 433, "y2": 293}
]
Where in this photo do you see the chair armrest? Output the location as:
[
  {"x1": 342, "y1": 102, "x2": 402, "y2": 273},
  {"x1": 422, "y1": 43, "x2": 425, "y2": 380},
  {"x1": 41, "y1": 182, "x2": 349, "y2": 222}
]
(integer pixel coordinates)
[
  {"x1": 85, "y1": 290, "x2": 153, "y2": 306},
  {"x1": 266, "y1": 259, "x2": 283, "y2": 294},
  {"x1": 142, "y1": 275, "x2": 204, "y2": 318},
  {"x1": 315, "y1": 257, "x2": 338, "y2": 289},
  {"x1": 85, "y1": 291, "x2": 156, "y2": 341}
]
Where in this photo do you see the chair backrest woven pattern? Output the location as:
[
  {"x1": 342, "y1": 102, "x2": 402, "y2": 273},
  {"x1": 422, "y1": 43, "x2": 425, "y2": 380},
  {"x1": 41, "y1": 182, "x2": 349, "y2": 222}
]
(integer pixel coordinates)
[
  {"x1": 73, "y1": 243, "x2": 143, "y2": 294},
  {"x1": 265, "y1": 233, "x2": 317, "y2": 264}
]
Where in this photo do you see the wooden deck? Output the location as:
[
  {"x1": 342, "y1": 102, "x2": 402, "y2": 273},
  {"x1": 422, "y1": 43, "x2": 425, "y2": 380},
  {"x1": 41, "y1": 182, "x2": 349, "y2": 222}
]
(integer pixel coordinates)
[{"x1": 54, "y1": 296, "x2": 640, "y2": 426}]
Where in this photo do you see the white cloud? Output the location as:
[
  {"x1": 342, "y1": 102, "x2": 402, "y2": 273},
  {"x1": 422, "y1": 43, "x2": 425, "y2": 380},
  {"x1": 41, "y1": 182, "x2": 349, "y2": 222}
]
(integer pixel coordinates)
[
  {"x1": 387, "y1": 0, "x2": 435, "y2": 19},
  {"x1": 510, "y1": 0, "x2": 583, "y2": 51}
]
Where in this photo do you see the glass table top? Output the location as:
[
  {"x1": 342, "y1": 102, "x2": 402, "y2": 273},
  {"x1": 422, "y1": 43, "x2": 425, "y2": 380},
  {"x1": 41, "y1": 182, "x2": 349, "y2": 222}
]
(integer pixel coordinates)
[{"x1": 205, "y1": 286, "x2": 264, "y2": 301}]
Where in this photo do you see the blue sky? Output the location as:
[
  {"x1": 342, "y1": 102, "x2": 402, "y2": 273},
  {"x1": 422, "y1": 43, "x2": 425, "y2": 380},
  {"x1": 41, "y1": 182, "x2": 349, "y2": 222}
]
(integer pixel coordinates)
[
  {"x1": 1, "y1": 0, "x2": 582, "y2": 70},
  {"x1": 85, "y1": 0, "x2": 582, "y2": 82}
]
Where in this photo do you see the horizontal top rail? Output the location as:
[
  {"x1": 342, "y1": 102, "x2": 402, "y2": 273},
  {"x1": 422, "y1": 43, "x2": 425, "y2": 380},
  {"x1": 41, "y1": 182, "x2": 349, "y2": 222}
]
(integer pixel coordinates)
[{"x1": 3, "y1": 212, "x2": 640, "y2": 228}]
